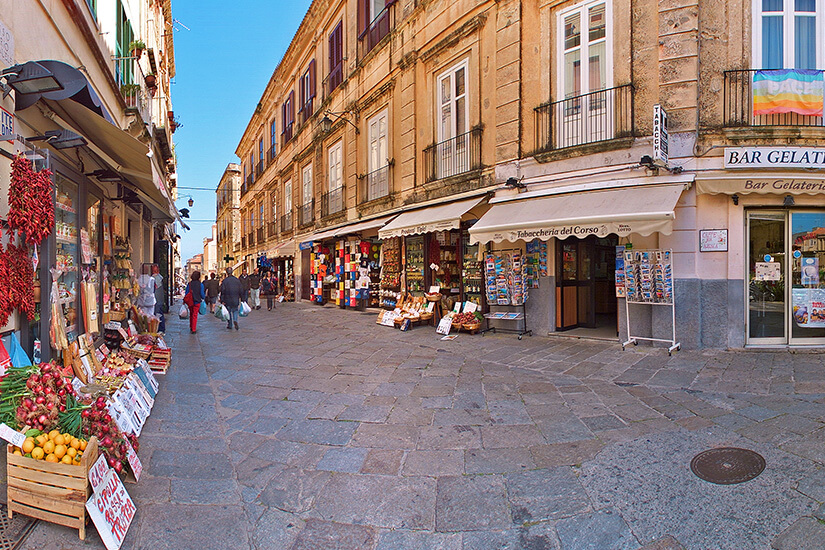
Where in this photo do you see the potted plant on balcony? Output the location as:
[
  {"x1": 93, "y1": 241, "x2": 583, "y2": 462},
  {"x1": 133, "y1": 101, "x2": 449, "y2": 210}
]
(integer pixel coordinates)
[
  {"x1": 144, "y1": 73, "x2": 157, "y2": 96},
  {"x1": 129, "y1": 40, "x2": 146, "y2": 58},
  {"x1": 120, "y1": 83, "x2": 140, "y2": 108}
]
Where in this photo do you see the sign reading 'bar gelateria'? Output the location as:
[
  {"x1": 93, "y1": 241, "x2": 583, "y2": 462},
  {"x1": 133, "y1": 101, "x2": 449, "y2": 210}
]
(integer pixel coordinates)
[{"x1": 725, "y1": 147, "x2": 825, "y2": 169}]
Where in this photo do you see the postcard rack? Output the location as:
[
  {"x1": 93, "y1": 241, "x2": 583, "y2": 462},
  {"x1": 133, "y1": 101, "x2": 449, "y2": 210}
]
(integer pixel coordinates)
[
  {"x1": 621, "y1": 248, "x2": 680, "y2": 355},
  {"x1": 481, "y1": 303, "x2": 532, "y2": 340}
]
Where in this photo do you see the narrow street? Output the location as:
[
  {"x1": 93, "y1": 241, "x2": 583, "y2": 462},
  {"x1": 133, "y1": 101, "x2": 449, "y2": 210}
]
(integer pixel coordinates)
[{"x1": 15, "y1": 302, "x2": 825, "y2": 549}]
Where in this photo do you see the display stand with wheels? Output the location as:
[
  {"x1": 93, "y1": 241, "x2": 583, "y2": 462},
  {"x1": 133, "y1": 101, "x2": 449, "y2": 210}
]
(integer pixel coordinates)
[
  {"x1": 481, "y1": 303, "x2": 532, "y2": 340},
  {"x1": 620, "y1": 248, "x2": 680, "y2": 355}
]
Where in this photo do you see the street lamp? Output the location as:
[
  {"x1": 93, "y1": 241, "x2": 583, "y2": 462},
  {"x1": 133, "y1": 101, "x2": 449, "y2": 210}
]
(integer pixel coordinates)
[
  {"x1": 320, "y1": 110, "x2": 360, "y2": 134},
  {"x1": 28, "y1": 129, "x2": 87, "y2": 149},
  {"x1": 0, "y1": 62, "x2": 64, "y2": 96}
]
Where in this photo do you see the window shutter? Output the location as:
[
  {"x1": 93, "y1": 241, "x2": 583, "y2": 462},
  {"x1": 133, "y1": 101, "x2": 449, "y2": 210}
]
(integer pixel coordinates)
[
  {"x1": 288, "y1": 91, "x2": 295, "y2": 125},
  {"x1": 358, "y1": 0, "x2": 369, "y2": 37},
  {"x1": 308, "y1": 60, "x2": 316, "y2": 100},
  {"x1": 328, "y1": 31, "x2": 336, "y2": 75},
  {"x1": 282, "y1": 102, "x2": 287, "y2": 131}
]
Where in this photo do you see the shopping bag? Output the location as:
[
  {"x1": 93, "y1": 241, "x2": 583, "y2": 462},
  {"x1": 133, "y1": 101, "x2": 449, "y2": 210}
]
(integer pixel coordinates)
[
  {"x1": 179, "y1": 303, "x2": 189, "y2": 319},
  {"x1": 0, "y1": 339, "x2": 12, "y2": 376},
  {"x1": 240, "y1": 302, "x2": 251, "y2": 317},
  {"x1": 199, "y1": 301, "x2": 207, "y2": 315},
  {"x1": 220, "y1": 305, "x2": 229, "y2": 320},
  {"x1": 215, "y1": 305, "x2": 224, "y2": 320},
  {"x1": 8, "y1": 333, "x2": 32, "y2": 369},
  {"x1": 183, "y1": 291, "x2": 194, "y2": 308}
]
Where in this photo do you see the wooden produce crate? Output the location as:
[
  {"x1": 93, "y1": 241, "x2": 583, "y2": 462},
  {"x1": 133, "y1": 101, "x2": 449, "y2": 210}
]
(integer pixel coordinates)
[{"x1": 7, "y1": 437, "x2": 99, "y2": 540}]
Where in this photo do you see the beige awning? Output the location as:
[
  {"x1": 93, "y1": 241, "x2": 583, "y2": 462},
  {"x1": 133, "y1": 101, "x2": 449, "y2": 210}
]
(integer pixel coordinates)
[
  {"x1": 696, "y1": 174, "x2": 825, "y2": 195},
  {"x1": 378, "y1": 197, "x2": 485, "y2": 239},
  {"x1": 271, "y1": 238, "x2": 295, "y2": 257},
  {"x1": 469, "y1": 184, "x2": 687, "y2": 245},
  {"x1": 333, "y1": 215, "x2": 396, "y2": 237}
]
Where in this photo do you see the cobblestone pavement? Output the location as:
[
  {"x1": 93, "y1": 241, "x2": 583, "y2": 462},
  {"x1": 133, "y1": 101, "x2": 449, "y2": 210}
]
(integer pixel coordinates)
[{"x1": 15, "y1": 301, "x2": 825, "y2": 549}]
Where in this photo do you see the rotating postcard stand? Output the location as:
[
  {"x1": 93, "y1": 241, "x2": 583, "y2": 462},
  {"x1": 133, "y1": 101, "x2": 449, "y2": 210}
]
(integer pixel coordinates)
[{"x1": 620, "y1": 249, "x2": 680, "y2": 355}]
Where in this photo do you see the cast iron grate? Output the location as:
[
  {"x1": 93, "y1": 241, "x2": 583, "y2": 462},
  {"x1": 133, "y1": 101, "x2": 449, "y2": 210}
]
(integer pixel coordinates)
[
  {"x1": 690, "y1": 447, "x2": 766, "y2": 485},
  {"x1": 0, "y1": 503, "x2": 37, "y2": 550}
]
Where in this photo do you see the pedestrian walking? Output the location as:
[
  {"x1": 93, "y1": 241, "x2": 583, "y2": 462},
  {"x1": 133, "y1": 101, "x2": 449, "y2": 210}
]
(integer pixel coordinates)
[
  {"x1": 204, "y1": 273, "x2": 220, "y2": 313},
  {"x1": 185, "y1": 271, "x2": 205, "y2": 333},
  {"x1": 151, "y1": 264, "x2": 166, "y2": 333},
  {"x1": 220, "y1": 267, "x2": 244, "y2": 330},
  {"x1": 261, "y1": 272, "x2": 278, "y2": 311},
  {"x1": 249, "y1": 270, "x2": 262, "y2": 310},
  {"x1": 137, "y1": 264, "x2": 157, "y2": 318},
  {"x1": 239, "y1": 268, "x2": 251, "y2": 304}
]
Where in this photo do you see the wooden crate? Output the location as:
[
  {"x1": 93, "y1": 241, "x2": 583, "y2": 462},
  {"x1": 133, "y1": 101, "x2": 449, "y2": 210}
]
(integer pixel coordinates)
[{"x1": 7, "y1": 437, "x2": 99, "y2": 540}]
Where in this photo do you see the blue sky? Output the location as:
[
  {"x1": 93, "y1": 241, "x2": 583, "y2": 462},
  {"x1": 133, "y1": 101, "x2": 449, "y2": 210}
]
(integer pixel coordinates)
[{"x1": 171, "y1": 0, "x2": 312, "y2": 262}]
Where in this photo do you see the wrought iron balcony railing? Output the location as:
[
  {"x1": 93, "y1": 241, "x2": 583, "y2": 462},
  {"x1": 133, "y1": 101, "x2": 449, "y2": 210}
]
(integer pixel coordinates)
[
  {"x1": 298, "y1": 200, "x2": 315, "y2": 228},
  {"x1": 535, "y1": 84, "x2": 634, "y2": 153},
  {"x1": 724, "y1": 69, "x2": 825, "y2": 127},
  {"x1": 280, "y1": 212, "x2": 293, "y2": 233},
  {"x1": 282, "y1": 123, "x2": 294, "y2": 147},
  {"x1": 256, "y1": 161, "x2": 264, "y2": 179},
  {"x1": 321, "y1": 187, "x2": 345, "y2": 218},
  {"x1": 268, "y1": 221, "x2": 278, "y2": 238},
  {"x1": 257, "y1": 227, "x2": 265, "y2": 242},
  {"x1": 423, "y1": 128, "x2": 482, "y2": 183},
  {"x1": 358, "y1": 165, "x2": 391, "y2": 204}
]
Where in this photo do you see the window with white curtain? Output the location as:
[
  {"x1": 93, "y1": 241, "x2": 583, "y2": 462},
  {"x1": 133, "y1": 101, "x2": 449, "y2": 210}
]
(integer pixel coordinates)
[
  {"x1": 367, "y1": 109, "x2": 389, "y2": 199},
  {"x1": 328, "y1": 141, "x2": 343, "y2": 192},
  {"x1": 755, "y1": 0, "x2": 821, "y2": 69},
  {"x1": 302, "y1": 164, "x2": 313, "y2": 206},
  {"x1": 284, "y1": 179, "x2": 292, "y2": 213},
  {"x1": 558, "y1": 0, "x2": 610, "y2": 100}
]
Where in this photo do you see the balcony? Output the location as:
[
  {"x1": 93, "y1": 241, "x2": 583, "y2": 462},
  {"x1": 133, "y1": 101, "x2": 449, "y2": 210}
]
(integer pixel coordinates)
[
  {"x1": 298, "y1": 200, "x2": 315, "y2": 228},
  {"x1": 241, "y1": 236, "x2": 246, "y2": 249},
  {"x1": 323, "y1": 69, "x2": 343, "y2": 101},
  {"x1": 280, "y1": 212, "x2": 293, "y2": 233},
  {"x1": 257, "y1": 227, "x2": 265, "y2": 242},
  {"x1": 256, "y1": 160, "x2": 264, "y2": 179},
  {"x1": 268, "y1": 145, "x2": 277, "y2": 165},
  {"x1": 282, "y1": 123, "x2": 294, "y2": 147},
  {"x1": 117, "y1": 57, "x2": 153, "y2": 124},
  {"x1": 268, "y1": 221, "x2": 278, "y2": 238},
  {"x1": 724, "y1": 69, "x2": 825, "y2": 127},
  {"x1": 423, "y1": 128, "x2": 482, "y2": 183},
  {"x1": 358, "y1": 165, "x2": 391, "y2": 204},
  {"x1": 358, "y1": 5, "x2": 394, "y2": 61},
  {"x1": 247, "y1": 232, "x2": 255, "y2": 247},
  {"x1": 321, "y1": 187, "x2": 345, "y2": 218},
  {"x1": 534, "y1": 84, "x2": 634, "y2": 153},
  {"x1": 298, "y1": 100, "x2": 314, "y2": 125}
]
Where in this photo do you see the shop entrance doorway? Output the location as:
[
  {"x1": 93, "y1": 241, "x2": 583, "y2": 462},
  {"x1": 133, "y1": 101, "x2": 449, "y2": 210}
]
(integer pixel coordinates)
[
  {"x1": 555, "y1": 235, "x2": 618, "y2": 334},
  {"x1": 747, "y1": 210, "x2": 825, "y2": 345}
]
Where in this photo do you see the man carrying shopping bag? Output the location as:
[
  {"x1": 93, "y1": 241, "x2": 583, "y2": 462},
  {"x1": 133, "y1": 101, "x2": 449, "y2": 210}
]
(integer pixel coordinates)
[
  {"x1": 249, "y1": 270, "x2": 262, "y2": 310},
  {"x1": 219, "y1": 267, "x2": 244, "y2": 330}
]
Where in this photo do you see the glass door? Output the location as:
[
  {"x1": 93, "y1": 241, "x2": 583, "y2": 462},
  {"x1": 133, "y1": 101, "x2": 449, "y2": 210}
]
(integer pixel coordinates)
[
  {"x1": 747, "y1": 211, "x2": 786, "y2": 344},
  {"x1": 790, "y1": 211, "x2": 825, "y2": 344}
]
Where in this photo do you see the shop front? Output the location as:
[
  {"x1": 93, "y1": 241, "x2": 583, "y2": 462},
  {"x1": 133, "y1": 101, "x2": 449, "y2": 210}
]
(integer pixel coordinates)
[
  {"x1": 470, "y1": 182, "x2": 689, "y2": 340},
  {"x1": 264, "y1": 239, "x2": 296, "y2": 301},
  {"x1": 698, "y1": 149, "x2": 825, "y2": 347}
]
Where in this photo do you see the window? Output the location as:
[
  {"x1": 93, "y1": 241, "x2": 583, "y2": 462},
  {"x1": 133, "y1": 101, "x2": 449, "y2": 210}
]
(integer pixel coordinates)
[
  {"x1": 282, "y1": 91, "x2": 295, "y2": 143},
  {"x1": 299, "y1": 61, "x2": 316, "y2": 123},
  {"x1": 259, "y1": 202, "x2": 265, "y2": 227},
  {"x1": 328, "y1": 22, "x2": 344, "y2": 94},
  {"x1": 258, "y1": 139, "x2": 264, "y2": 170},
  {"x1": 85, "y1": 0, "x2": 97, "y2": 19},
  {"x1": 755, "y1": 0, "x2": 821, "y2": 69},
  {"x1": 358, "y1": 0, "x2": 395, "y2": 56},
  {"x1": 249, "y1": 153, "x2": 254, "y2": 181},
  {"x1": 269, "y1": 118, "x2": 277, "y2": 159},
  {"x1": 271, "y1": 192, "x2": 278, "y2": 221},
  {"x1": 115, "y1": 0, "x2": 135, "y2": 86},
  {"x1": 437, "y1": 61, "x2": 469, "y2": 143},
  {"x1": 328, "y1": 141, "x2": 343, "y2": 191},
  {"x1": 367, "y1": 109, "x2": 389, "y2": 199},
  {"x1": 559, "y1": 1, "x2": 610, "y2": 100},
  {"x1": 302, "y1": 164, "x2": 313, "y2": 206},
  {"x1": 284, "y1": 179, "x2": 292, "y2": 212}
]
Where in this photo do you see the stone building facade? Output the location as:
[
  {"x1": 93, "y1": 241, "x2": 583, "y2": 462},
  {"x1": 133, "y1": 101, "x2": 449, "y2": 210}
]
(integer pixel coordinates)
[
  {"x1": 216, "y1": 163, "x2": 242, "y2": 273},
  {"x1": 232, "y1": 0, "x2": 825, "y2": 349}
]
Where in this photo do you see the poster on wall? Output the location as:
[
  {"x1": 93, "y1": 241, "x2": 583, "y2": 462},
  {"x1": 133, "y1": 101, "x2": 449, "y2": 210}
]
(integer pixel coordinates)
[
  {"x1": 699, "y1": 229, "x2": 728, "y2": 252},
  {"x1": 754, "y1": 262, "x2": 782, "y2": 281},
  {"x1": 800, "y1": 257, "x2": 820, "y2": 286},
  {"x1": 792, "y1": 288, "x2": 825, "y2": 327}
]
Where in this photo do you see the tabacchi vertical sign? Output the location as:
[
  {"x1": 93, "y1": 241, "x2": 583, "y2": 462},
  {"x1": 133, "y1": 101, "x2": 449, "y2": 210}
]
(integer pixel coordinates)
[{"x1": 653, "y1": 104, "x2": 668, "y2": 165}]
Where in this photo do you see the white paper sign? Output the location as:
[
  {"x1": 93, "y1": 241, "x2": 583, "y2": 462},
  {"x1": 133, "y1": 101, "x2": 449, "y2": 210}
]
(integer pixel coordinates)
[
  {"x1": 86, "y1": 468, "x2": 136, "y2": 550},
  {"x1": 124, "y1": 440, "x2": 142, "y2": 482},
  {"x1": 436, "y1": 317, "x2": 452, "y2": 335},
  {"x1": 755, "y1": 262, "x2": 781, "y2": 281},
  {"x1": 0, "y1": 423, "x2": 25, "y2": 448},
  {"x1": 89, "y1": 455, "x2": 111, "y2": 493},
  {"x1": 463, "y1": 302, "x2": 478, "y2": 313}
]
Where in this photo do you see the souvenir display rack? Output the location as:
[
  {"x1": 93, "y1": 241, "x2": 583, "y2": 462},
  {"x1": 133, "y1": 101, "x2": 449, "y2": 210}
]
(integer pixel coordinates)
[
  {"x1": 462, "y1": 230, "x2": 483, "y2": 308},
  {"x1": 405, "y1": 236, "x2": 425, "y2": 294},
  {"x1": 379, "y1": 237, "x2": 402, "y2": 309},
  {"x1": 481, "y1": 249, "x2": 532, "y2": 339},
  {"x1": 621, "y1": 248, "x2": 680, "y2": 355}
]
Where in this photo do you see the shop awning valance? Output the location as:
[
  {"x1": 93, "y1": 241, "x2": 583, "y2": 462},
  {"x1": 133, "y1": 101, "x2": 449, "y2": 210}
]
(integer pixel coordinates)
[
  {"x1": 469, "y1": 184, "x2": 687, "y2": 245},
  {"x1": 271, "y1": 239, "x2": 296, "y2": 258},
  {"x1": 696, "y1": 174, "x2": 825, "y2": 196},
  {"x1": 378, "y1": 197, "x2": 485, "y2": 240},
  {"x1": 333, "y1": 215, "x2": 396, "y2": 238}
]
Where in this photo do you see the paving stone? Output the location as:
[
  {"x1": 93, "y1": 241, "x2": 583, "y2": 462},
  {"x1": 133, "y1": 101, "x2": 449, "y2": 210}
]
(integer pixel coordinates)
[
  {"x1": 556, "y1": 508, "x2": 639, "y2": 550},
  {"x1": 711, "y1": 413, "x2": 757, "y2": 431},
  {"x1": 465, "y1": 448, "x2": 536, "y2": 474},
  {"x1": 135, "y1": 503, "x2": 249, "y2": 549},
  {"x1": 531, "y1": 439, "x2": 604, "y2": 468},
  {"x1": 376, "y1": 530, "x2": 462, "y2": 550},
  {"x1": 794, "y1": 466, "x2": 825, "y2": 501},
  {"x1": 277, "y1": 419, "x2": 358, "y2": 446},
  {"x1": 436, "y1": 475, "x2": 510, "y2": 531},
  {"x1": 361, "y1": 449, "x2": 404, "y2": 475},
  {"x1": 403, "y1": 450, "x2": 464, "y2": 476},
  {"x1": 316, "y1": 474, "x2": 436, "y2": 529},
  {"x1": 419, "y1": 425, "x2": 482, "y2": 450},
  {"x1": 249, "y1": 505, "x2": 305, "y2": 550},
  {"x1": 505, "y1": 467, "x2": 591, "y2": 525},
  {"x1": 338, "y1": 404, "x2": 392, "y2": 423},
  {"x1": 149, "y1": 451, "x2": 234, "y2": 479},
  {"x1": 535, "y1": 416, "x2": 595, "y2": 444},
  {"x1": 771, "y1": 517, "x2": 825, "y2": 550},
  {"x1": 250, "y1": 439, "x2": 327, "y2": 467},
  {"x1": 737, "y1": 405, "x2": 783, "y2": 422},
  {"x1": 308, "y1": 402, "x2": 347, "y2": 420},
  {"x1": 639, "y1": 535, "x2": 686, "y2": 550},
  {"x1": 480, "y1": 424, "x2": 547, "y2": 449},
  {"x1": 352, "y1": 423, "x2": 419, "y2": 449},
  {"x1": 290, "y1": 519, "x2": 376, "y2": 550},
  {"x1": 316, "y1": 447, "x2": 370, "y2": 473},
  {"x1": 257, "y1": 467, "x2": 331, "y2": 513},
  {"x1": 581, "y1": 414, "x2": 627, "y2": 432},
  {"x1": 460, "y1": 523, "x2": 560, "y2": 550},
  {"x1": 170, "y1": 478, "x2": 240, "y2": 505}
]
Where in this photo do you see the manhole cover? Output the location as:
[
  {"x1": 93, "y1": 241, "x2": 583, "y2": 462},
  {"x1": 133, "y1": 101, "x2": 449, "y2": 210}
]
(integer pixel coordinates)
[
  {"x1": 690, "y1": 447, "x2": 766, "y2": 485},
  {"x1": 0, "y1": 502, "x2": 38, "y2": 549}
]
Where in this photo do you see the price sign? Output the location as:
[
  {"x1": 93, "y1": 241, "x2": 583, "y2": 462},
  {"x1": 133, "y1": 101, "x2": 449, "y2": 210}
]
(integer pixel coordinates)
[
  {"x1": 436, "y1": 316, "x2": 452, "y2": 335},
  {"x1": 124, "y1": 439, "x2": 142, "y2": 482},
  {"x1": 86, "y1": 468, "x2": 136, "y2": 550},
  {"x1": 0, "y1": 423, "x2": 25, "y2": 448},
  {"x1": 89, "y1": 455, "x2": 110, "y2": 493}
]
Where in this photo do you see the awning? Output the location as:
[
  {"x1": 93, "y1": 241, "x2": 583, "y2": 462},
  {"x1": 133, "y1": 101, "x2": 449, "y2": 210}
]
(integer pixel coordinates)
[
  {"x1": 271, "y1": 239, "x2": 296, "y2": 258},
  {"x1": 469, "y1": 184, "x2": 687, "y2": 244},
  {"x1": 231, "y1": 260, "x2": 245, "y2": 272},
  {"x1": 696, "y1": 174, "x2": 825, "y2": 196},
  {"x1": 333, "y1": 215, "x2": 396, "y2": 238},
  {"x1": 379, "y1": 197, "x2": 485, "y2": 239}
]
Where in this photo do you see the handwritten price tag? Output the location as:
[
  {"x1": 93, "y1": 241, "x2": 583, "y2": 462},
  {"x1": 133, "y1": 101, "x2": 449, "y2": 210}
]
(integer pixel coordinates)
[
  {"x1": 86, "y1": 468, "x2": 136, "y2": 550},
  {"x1": 124, "y1": 440, "x2": 142, "y2": 482},
  {"x1": 89, "y1": 454, "x2": 110, "y2": 493},
  {"x1": 0, "y1": 423, "x2": 25, "y2": 448}
]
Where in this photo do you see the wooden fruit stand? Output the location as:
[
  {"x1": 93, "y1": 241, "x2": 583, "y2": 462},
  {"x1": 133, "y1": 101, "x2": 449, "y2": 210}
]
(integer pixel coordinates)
[{"x1": 7, "y1": 437, "x2": 99, "y2": 540}]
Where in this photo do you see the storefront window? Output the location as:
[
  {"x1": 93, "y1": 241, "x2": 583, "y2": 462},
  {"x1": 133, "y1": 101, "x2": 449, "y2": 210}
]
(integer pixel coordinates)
[
  {"x1": 790, "y1": 211, "x2": 825, "y2": 341},
  {"x1": 54, "y1": 174, "x2": 80, "y2": 342},
  {"x1": 406, "y1": 236, "x2": 425, "y2": 294}
]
